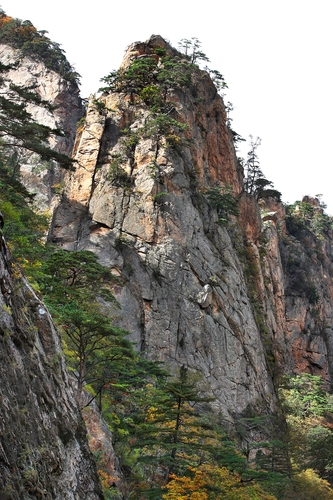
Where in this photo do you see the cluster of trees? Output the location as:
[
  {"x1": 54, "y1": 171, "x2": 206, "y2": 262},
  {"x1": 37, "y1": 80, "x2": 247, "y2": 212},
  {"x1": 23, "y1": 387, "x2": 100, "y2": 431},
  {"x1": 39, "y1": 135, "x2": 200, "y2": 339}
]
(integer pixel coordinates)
[
  {"x1": 278, "y1": 374, "x2": 333, "y2": 499},
  {"x1": 98, "y1": 40, "x2": 202, "y2": 158},
  {"x1": 204, "y1": 133, "x2": 283, "y2": 225},
  {"x1": 100, "y1": 37, "x2": 226, "y2": 106},
  {"x1": 0, "y1": 60, "x2": 75, "y2": 168},
  {"x1": 93, "y1": 360, "x2": 286, "y2": 499},
  {"x1": 224, "y1": 105, "x2": 281, "y2": 203},
  {"x1": 0, "y1": 9, "x2": 80, "y2": 83},
  {"x1": 98, "y1": 43, "x2": 194, "y2": 185},
  {"x1": 206, "y1": 184, "x2": 240, "y2": 224},
  {"x1": 100, "y1": 49, "x2": 191, "y2": 106},
  {"x1": 99, "y1": 38, "x2": 229, "y2": 186},
  {"x1": 285, "y1": 197, "x2": 333, "y2": 239}
]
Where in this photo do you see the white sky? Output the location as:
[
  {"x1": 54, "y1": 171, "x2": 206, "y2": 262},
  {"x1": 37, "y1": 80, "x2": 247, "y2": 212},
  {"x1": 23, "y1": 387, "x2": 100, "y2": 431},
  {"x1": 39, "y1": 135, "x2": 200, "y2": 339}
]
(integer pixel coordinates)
[{"x1": 2, "y1": 0, "x2": 333, "y2": 213}]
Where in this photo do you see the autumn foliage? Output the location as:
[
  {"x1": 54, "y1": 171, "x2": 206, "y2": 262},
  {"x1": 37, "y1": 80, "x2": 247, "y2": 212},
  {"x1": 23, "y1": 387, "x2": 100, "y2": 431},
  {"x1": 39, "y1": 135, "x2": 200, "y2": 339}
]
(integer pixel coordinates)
[
  {"x1": 0, "y1": 9, "x2": 79, "y2": 83},
  {"x1": 163, "y1": 465, "x2": 277, "y2": 500}
]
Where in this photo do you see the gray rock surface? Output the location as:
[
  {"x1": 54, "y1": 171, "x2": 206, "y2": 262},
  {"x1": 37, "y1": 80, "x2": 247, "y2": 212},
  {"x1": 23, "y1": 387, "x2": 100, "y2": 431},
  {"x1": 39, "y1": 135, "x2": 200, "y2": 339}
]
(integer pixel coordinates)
[
  {"x1": 52, "y1": 38, "x2": 333, "y2": 422},
  {"x1": 0, "y1": 237, "x2": 103, "y2": 498},
  {"x1": 51, "y1": 37, "x2": 277, "y2": 420}
]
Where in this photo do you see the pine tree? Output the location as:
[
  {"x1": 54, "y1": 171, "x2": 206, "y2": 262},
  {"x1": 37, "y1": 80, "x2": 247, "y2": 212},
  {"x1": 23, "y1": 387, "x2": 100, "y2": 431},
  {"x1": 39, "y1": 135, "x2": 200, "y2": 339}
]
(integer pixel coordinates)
[
  {"x1": 128, "y1": 366, "x2": 228, "y2": 497},
  {"x1": 59, "y1": 301, "x2": 134, "y2": 403},
  {"x1": 244, "y1": 136, "x2": 281, "y2": 202},
  {"x1": 40, "y1": 249, "x2": 115, "y2": 306},
  {"x1": 0, "y1": 10, "x2": 80, "y2": 83},
  {"x1": 244, "y1": 136, "x2": 263, "y2": 196},
  {"x1": 39, "y1": 249, "x2": 135, "y2": 405},
  {"x1": 178, "y1": 37, "x2": 210, "y2": 65}
]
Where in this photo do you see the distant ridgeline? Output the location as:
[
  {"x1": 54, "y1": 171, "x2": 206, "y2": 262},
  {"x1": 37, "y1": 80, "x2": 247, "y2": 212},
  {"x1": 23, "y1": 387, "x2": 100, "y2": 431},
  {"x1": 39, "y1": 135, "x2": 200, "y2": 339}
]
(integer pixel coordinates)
[{"x1": 0, "y1": 9, "x2": 80, "y2": 83}]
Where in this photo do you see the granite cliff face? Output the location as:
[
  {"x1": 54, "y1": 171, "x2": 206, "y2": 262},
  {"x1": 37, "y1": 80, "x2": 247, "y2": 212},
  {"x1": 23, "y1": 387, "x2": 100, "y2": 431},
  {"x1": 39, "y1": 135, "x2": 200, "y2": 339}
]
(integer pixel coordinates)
[
  {"x1": 0, "y1": 43, "x2": 83, "y2": 211},
  {"x1": 51, "y1": 35, "x2": 276, "y2": 419},
  {"x1": 51, "y1": 36, "x2": 333, "y2": 419},
  {"x1": 279, "y1": 197, "x2": 333, "y2": 382},
  {"x1": 0, "y1": 236, "x2": 103, "y2": 498}
]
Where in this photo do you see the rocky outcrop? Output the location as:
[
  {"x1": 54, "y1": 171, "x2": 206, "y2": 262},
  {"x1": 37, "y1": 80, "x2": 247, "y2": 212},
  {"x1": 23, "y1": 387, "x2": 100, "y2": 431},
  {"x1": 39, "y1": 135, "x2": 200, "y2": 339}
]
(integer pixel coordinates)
[
  {"x1": 279, "y1": 201, "x2": 333, "y2": 382},
  {"x1": 0, "y1": 235, "x2": 103, "y2": 499},
  {"x1": 51, "y1": 36, "x2": 278, "y2": 420},
  {"x1": 50, "y1": 36, "x2": 333, "y2": 421},
  {"x1": 82, "y1": 400, "x2": 123, "y2": 495},
  {"x1": 0, "y1": 44, "x2": 83, "y2": 211},
  {"x1": 244, "y1": 194, "x2": 333, "y2": 385}
]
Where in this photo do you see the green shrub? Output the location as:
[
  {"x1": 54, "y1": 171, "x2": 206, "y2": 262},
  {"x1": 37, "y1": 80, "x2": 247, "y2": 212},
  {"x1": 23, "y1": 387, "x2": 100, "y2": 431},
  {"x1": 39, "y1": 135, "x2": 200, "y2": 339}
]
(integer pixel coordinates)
[
  {"x1": 108, "y1": 156, "x2": 131, "y2": 187},
  {"x1": 206, "y1": 184, "x2": 239, "y2": 223}
]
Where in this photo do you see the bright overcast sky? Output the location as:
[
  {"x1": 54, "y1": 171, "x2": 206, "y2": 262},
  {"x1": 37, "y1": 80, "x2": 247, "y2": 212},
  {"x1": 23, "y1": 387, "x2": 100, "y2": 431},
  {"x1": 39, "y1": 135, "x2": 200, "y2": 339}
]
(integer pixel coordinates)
[{"x1": 2, "y1": 0, "x2": 333, "y2": 213}]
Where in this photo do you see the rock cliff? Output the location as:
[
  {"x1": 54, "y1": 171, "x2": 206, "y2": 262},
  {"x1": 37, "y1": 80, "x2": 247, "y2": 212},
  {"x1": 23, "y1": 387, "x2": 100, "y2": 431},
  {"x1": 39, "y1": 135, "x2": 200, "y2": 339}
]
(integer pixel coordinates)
[
  {"x1": 51, "y1": 35, "x2": 277, "y2": 419},
  {"x1": 51, "y1": 36, "x2": 333, "y2": 420},
  {"x1": 279, "y1": 197, "x2": 333, "y2": 382},
  {"x1": 2, "y1": 29, "x2": 333, "y2": 497},
  {"x1": 0, "y1": 235, "x2": 103, "y2": 498},
  {"x1": 0, "y1": 43, "x2": 83, "y2": 211}
]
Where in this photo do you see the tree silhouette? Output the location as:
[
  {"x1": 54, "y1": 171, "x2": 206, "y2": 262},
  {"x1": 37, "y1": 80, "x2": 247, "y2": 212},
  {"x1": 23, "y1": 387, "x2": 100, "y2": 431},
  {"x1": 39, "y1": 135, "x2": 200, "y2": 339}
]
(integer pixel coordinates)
[{"x1": 244, "y1": 136, "x2": 281, "y2": 201}]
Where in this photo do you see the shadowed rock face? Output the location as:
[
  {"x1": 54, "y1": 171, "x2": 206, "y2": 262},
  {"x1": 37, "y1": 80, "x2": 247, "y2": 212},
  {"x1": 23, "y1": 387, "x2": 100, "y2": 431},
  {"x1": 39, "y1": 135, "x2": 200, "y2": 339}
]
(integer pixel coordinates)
[{"x1": 0, "y1": 236, "x2": 103, "y2": 498}]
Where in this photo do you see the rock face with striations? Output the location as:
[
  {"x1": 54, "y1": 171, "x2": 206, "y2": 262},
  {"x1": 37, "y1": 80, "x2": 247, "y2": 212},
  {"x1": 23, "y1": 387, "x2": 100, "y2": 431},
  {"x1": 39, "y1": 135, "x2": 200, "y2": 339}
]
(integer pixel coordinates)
[
  {"x1": 0, "y1": 235, "x2": 103, "y2": 498},
  {"x1": 51, "y1": 36, "x2": 333, "y2": 419},
  {"x1": 278, "y1": 196, "x2": 333, "y2": 382}
]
